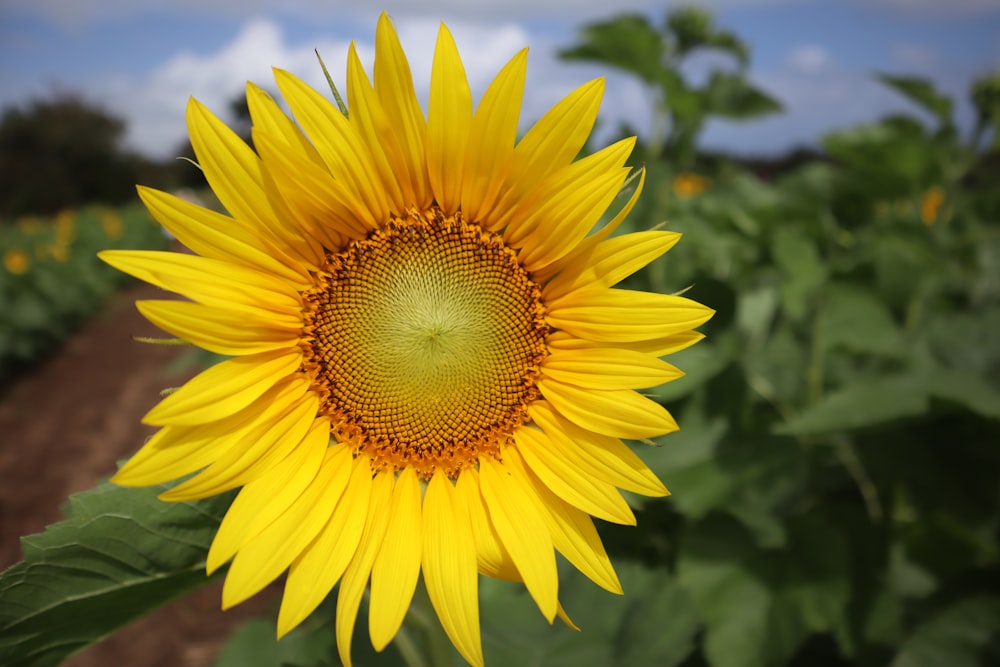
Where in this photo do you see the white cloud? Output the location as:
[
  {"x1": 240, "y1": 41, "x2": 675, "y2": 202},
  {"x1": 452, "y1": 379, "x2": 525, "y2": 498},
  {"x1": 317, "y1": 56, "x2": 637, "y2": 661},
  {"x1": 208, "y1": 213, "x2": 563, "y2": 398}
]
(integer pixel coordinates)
[
  {"x1": 787, "y1": 45, "x2": 831, "y2": 74},
  {"x1": 891, "y1": 43, "x2": 939, "y2": 70},
  {"x1": 94, "y1": 16, "x2": 624, "y2": 158}
]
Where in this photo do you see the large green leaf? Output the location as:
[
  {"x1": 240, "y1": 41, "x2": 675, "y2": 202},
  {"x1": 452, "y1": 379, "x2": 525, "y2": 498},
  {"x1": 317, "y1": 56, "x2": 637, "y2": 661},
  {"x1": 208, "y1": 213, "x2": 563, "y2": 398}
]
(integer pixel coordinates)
[
  {"x1": 559, "y1": 15, "x2": 665, "y2": 86},
  {"x1": 876, "y1": 73, "x2": 953, "y2": 125},
  {"x1": 214, "y1": 618, "x2": 337, "y2": 667},
  {"x1": 771, "y1": 227, "x2": 825, "y2": 322},
  {"x1": 891, "y1": 596, "x2": 1000, "y2": 667},
  {"x1": 818, "y1": 283, "x2": 904, "y2": 358},
  {"x1": 677, "y1": 515, "x2": 851, "y2": 667},
  {"x1": 777, "y1": 377, "x2": 929, "y2": 436},
  {"x1": 0, "y1": 479, "x2": 235, "y2": 667},
  {"x1": 925, "y1": 368, "x2": 1000, "y2": 420},
  {"x1": 481, "y1": 562, "x2": 699, "y2": 667},
  {"x1": 704, "y1": 71, "x2": 782, "y2": 120},
  {"x1": 665, "y1": 7, "x2": 749, "y2": 65}
]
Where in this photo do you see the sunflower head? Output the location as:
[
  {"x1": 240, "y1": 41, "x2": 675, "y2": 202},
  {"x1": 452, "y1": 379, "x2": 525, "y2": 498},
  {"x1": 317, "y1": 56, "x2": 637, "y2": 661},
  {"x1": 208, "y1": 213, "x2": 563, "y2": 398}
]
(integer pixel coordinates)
[{"x1": 101, "y1": 12, "x2": 713, "y2": 667}]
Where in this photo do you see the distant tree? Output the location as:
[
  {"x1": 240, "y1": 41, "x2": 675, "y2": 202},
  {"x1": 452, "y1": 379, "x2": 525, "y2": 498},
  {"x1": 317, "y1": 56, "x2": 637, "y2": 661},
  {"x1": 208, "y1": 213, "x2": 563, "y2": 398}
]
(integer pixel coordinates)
[{"x1": 0, "y1": 94, "x2": 146, "y2": 218}]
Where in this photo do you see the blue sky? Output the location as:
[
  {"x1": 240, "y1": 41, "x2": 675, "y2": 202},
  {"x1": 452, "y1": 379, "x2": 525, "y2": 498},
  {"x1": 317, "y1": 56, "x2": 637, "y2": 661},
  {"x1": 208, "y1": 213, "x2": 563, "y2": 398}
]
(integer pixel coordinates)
[{"x1": 1, "y1": 0, "x2": 998, "y2": 159}]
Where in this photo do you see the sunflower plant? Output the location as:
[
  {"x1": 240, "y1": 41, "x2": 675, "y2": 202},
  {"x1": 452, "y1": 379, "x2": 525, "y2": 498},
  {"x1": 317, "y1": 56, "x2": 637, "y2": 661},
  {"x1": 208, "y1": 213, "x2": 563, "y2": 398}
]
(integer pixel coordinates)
[{"x1": 0, "y1": 13, "x2": 713, "y2": 667}]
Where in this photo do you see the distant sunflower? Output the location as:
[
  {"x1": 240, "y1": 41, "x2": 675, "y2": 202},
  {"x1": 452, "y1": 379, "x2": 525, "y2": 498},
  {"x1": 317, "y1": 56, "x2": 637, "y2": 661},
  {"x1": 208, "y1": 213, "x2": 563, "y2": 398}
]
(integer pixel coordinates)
[{"x1": 101, "y1": 13, "x2": 712, "y2": 667}]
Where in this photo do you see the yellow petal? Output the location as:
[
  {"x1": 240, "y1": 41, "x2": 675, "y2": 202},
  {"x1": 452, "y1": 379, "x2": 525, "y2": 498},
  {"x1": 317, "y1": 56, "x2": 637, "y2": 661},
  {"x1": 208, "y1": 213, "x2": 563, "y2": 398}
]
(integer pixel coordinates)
[
  {"x1": 530, "y1": 401, "x2": 668, "y2": 498},
  {"x1": 369, "y1": 467, "x2": 423, "y2": 651},
  {"x1": 187, "y1": 98, "x2": 319, "y2": 266},
  {"x1": 374, "y1": 13, "x2": 430, "y2": 208},
  {"x1": 506, "y1": 138, "x2": 634, "y2": 270},
  {"x1": 514, "y1": 77, "x2": 604, "y2": 185},
  {"x1": 273, "y1": 67, "x2": 389, "y2": 224},
  {"x1": 546, "y1": 288, "x2": 715, "y2": 343},
  {"x1": 136, "y1": 186, "x2": 309, "y2": 287},
  {"x1": 136, "y1": 300, "x2": 299, "y2": 356},
  {"x1": 577, "y1": 165, "x2": 646, "y2": 247},
  {"x1": 253, "y1": 129, "x2": 375, "y2": 241},
  {"x1": 245, "y1": 81, "x2": 317, "y2": 159},
  {"x1": 186, "y1": 97, "x2": 274, "y2": 230},
  {"x1": 347, "y1": 41, "x2": 410, "y2": 212},
  {"x1": 99, "y1": 250, "x2": 300, "y2": 318},
  {"x1": 538, "y1": 376, "x2": 678, "y2": 440},
  {"x1": 207, "y1": 417, "x2": 328, "y2": 573},
  {"x1": 160, "y1": 378, "x2": 317, "y2": 500},
  {"x1": 461, "y1": 49, "x2": 526, "y2": 221},
  {"x1": 422, "y1": 471, "x2": 484, "y2": 667},
  {"x1": 479, "y1": 455, "x2": 557, "y2": 622},
  {"x1": 488, "y1": 78, "x2": 604, "y2": 232},
  {"x1": 541, "y1": 346, "x2": 683, "y2": 390},
  {"x1": 514, "y1": 455, "x2": 622, "y2": 595},
  {"x1": 115, "y1": 379, "x2": 310, "y2": 489},
  {"x1": 336, "y1": 467, "x2": 393, "y2": 667},
  {"x1": 112, "y1": 424, "x2": 221, "y2": 487},
  {"x1": 222, "y1": 444, "x2": 353, "y2": 609},
  {"x1": 547, "y1": 329, "x2": 706, "y2": 359},
  {"x1": 143, "y1": 349, "x2": 303, "y2": 426},
  {"x1": 515, "y1": 426, "x2": 635, "y2": 525},
  {"x1": 455, "y1": 468, "x2": 520, "y2": 581},
  {"x1": 426, "y1": 23, "x2": 472, "y2": 213},
  {"x1": 544, "y1": 228, "x2": 679, "y2": 302},
  {"x1": 278, "y1": 453, "x2": 373, "y2": 636}
]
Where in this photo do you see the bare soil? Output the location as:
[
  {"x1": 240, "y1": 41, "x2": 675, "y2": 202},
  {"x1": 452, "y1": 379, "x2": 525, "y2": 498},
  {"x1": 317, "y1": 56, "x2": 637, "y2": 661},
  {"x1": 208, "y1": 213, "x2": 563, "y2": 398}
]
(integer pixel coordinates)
[{"x1": 0, "y1": 282, "x2": 276, "y2": 667}]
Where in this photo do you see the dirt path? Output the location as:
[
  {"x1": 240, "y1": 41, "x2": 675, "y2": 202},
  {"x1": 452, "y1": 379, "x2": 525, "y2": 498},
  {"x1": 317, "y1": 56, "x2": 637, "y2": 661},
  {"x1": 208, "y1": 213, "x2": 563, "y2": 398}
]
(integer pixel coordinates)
[{"x1": 0, "y1": 282, "x2": 275, "y2": 666}]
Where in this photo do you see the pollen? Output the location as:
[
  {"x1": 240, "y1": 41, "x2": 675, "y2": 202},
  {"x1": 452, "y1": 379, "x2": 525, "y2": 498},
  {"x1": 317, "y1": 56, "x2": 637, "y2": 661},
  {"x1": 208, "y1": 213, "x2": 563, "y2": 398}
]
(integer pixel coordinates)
[{"x1": 301, "y1": 207, "x2": 549, "y2": 478}]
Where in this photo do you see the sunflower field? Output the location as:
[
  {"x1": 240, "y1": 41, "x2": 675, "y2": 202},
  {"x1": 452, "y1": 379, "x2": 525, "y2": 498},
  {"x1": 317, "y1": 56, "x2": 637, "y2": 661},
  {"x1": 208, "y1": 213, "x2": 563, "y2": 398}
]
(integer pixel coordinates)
[
  {"x1": 1, "y1": 7, "x2": 999, "y2": 667},
  {"x1": 0, "y1": 203, "x2": 170, "y2": 382}
]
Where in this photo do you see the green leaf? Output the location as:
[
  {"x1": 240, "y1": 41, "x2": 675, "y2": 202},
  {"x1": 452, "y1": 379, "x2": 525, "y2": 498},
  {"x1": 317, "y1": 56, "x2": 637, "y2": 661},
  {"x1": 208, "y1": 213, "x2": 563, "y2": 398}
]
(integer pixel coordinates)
[
  {"x1": 876, "y1": 73, "x2": 954, "y2": 125},
  {"x1": 818, "y1": 283, "x2": 904, "y2": 358},
  {"x1": 481, "y1": 562, "x2": 699, "y2": 667},
  {"x1": 559, "y1": 15, "x2": 665, "y2": 86},
  {"x1": 677, "y1": 515, "x2": 851, "y2": 667},
  {"x1": 771, "y1": 228, "x2": 825, "y2": 322},
  {"x1": 0, "y1": 479, "x2": 235, "y2": 667},
  {"x1": 891, "y1": 596, "x2": 1000, "y2": 667},
  {"x1": 704, "y1": 72, "x2": 782, "y2": 120},
  {"x1": 666, "y1": 6, "x2": 713, "y2": 55},
  {"x1": 214, "y1": 618, "x2": 336, "y2": 667},
  {"x1": 822, "y1": 118, "x2": 935, "y2": 195},
  {"x1": 735, "y1": 285, "x2": 779, "y2": 350},
  {"x1": 925, "y1": 368, "x2": 1000, "y2": 420},
  {"x1": 213, "y1": 596, "x2": 411, "y2": 667},
  {"x1": 777, "y1": 377, "x2": 928, "y2": 436}
]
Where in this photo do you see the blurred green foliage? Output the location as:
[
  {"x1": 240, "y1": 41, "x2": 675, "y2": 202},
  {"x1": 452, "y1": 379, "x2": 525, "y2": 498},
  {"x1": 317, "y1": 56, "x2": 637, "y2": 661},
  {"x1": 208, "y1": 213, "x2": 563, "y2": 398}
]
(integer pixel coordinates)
[
  {"x1": 1, "y1": 5, "x2": 999, "y2": 667},
  {"x1": 0, "y1": 203, "x2": 170, "y2": 384},
  {"x1": 560, "y1": 6, "x2": 781, "y2": 168}
]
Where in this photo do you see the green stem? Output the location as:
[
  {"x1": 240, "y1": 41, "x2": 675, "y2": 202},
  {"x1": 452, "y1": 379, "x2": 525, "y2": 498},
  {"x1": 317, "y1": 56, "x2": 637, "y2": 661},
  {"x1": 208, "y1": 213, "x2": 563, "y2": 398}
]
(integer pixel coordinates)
[
  {"x1": 393, "y1": 625, "x2": 427, "y2": 667},
  {"x1": 410, "y1": 580, "x2": 454, "y2": 667}
]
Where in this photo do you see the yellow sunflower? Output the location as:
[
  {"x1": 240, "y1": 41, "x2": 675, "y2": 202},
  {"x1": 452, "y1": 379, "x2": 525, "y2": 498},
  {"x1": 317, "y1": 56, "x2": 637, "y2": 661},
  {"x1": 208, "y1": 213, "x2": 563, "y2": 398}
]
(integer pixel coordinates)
[{"x1": 100, "y1": 13, "x2": 713, "y2": 667}]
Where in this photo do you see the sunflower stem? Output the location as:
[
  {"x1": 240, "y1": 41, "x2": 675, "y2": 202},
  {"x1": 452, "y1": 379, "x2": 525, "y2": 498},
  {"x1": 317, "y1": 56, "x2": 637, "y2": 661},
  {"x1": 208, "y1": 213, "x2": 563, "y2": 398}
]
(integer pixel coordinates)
[
  {"x1": 411, "y1": 580, "x2": 455, "y2": 667},
  {"x1": 392, "y1": 625, "x2": 427, "y2": 667}
]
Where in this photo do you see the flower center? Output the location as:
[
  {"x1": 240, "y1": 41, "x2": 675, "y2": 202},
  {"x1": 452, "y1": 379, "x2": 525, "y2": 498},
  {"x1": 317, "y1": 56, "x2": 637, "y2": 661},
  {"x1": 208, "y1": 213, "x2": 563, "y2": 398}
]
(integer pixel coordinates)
[{"x1": 300, "y1": 207, "x2": 548, "y2": 478}]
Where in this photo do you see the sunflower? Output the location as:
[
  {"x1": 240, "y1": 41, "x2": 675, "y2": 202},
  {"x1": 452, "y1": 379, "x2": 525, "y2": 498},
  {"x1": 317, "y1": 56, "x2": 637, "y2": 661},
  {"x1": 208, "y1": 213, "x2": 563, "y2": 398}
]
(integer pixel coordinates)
[{"x1": 100, "y1": 13, "x2": 713, "y2": 667}]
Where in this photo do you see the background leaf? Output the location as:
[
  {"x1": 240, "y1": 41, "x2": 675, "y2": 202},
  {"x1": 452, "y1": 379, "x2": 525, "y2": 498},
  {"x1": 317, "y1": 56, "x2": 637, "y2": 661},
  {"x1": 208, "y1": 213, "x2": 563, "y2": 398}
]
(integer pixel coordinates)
[
  {"x1": 875, "y1": 73, "x2": 954, "y2": 125},
  {"x1": 481, "y1": 562, "x2": 699, "y2": 667},
  {"x1": 891, "y1": 596, "x2": 1000, "y2": 667},
  {"x1": 777, "y1": 378, "x2": 929, "y2": 436},
  {"x1": 677, "y1": 515, "x2": 851, "y2": 667}
]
